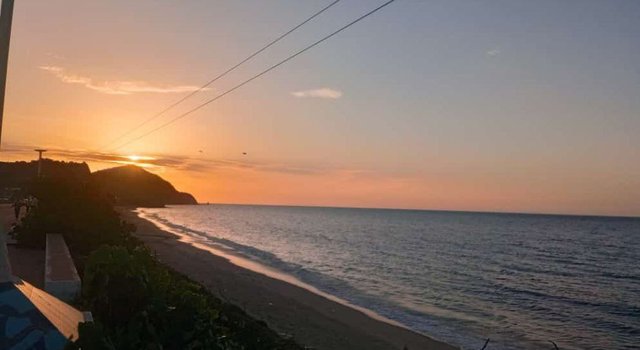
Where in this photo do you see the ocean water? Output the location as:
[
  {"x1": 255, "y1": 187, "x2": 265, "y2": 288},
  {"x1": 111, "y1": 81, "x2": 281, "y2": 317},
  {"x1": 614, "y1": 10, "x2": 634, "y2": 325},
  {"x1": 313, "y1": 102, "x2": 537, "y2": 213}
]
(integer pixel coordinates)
[{"x1": 137, "y1": 205, "x2": 640, "y2": 350}]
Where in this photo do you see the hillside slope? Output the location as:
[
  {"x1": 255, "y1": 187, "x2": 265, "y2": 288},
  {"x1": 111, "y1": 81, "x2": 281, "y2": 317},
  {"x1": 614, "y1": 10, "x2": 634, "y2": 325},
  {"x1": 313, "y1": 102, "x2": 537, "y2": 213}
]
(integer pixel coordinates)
[{"x1": 90, "y1": 165, "x2": 197, "y2": 207}]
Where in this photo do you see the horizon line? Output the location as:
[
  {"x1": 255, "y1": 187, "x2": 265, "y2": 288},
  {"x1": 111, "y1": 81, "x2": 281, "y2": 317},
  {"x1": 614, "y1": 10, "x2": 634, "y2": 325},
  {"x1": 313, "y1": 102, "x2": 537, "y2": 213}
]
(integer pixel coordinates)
[{"x1": 192, "y1": 202, "x2": 640, "y2": 220}]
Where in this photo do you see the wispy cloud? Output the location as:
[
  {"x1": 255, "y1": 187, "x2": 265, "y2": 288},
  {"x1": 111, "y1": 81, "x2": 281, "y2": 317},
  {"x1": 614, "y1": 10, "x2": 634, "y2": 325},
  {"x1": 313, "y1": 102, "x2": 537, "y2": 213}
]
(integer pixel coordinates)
[
  {"x1": 1, "y1": 145, "x2": 418, "y2": 202},
  {"x1": 291, "y1": 88, "x2": 343, "y2": 99},
  {"x1": 1, "y1": 144, "x2": 329, "y2": 175},
  {"x1": 46, "y1": 52, "x2": 66, "y2": 60},
  {"x1": 39, "y1": 65, "x2": 207, "y2": 95},
  {"x1": 486, "y1": 49, "x2": 501, "y2": 57}
]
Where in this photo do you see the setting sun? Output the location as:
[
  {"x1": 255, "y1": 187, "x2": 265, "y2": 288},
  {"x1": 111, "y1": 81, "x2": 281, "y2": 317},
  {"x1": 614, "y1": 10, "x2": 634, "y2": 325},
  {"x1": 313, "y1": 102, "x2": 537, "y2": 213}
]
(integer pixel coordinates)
[{"x1": 127, "y1": 155, "x2": 153, "y2": 162}]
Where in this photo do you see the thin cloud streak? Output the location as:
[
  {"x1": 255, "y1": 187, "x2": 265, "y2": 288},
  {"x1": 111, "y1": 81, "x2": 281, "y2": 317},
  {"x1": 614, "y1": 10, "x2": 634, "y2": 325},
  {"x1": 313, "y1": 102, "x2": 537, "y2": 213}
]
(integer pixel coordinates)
[
  {"x1": 1, "y1": 145, "x2": 332, "y2": 176},
  {"x1": 291, "y1": 88, "x2": 343, "y2": 99},
  {"x1": 486, "y1": 49, "x2": 500, "y2": 57},
  {"x1": 39, "y1": 66, "x2": 208, "y2": 95}
]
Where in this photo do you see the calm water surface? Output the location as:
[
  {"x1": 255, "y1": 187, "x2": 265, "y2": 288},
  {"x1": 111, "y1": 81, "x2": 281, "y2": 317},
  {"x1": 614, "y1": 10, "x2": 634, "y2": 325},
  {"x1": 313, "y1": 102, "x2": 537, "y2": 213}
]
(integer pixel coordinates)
[{"x1": 138, "y1": 205, "x2": 640, "y2": 350}]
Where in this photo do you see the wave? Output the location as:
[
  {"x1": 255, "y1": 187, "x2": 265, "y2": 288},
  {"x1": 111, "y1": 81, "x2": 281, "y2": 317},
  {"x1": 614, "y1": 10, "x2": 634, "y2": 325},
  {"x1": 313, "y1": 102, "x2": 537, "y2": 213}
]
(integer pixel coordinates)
[
  {"x1": 137, "y1": 205, "x2": 640, "y2": 350},
  {"x1": 138, "y1": 210, "x2": 477, "y2": 348}
]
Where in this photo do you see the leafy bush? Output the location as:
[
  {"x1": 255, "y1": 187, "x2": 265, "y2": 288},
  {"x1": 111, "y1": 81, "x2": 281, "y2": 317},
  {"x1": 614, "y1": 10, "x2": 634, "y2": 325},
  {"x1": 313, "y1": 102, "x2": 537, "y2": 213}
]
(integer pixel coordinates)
[
  {"x1": 82, "y1": 246, "x2": 166, "y2": 329},
  {"x1": 12, "y1": 177, "x2": 137, "y2": 260},
  {"x1": 65, "y1": 323, "x2": 115, "y2": 350},
  {"x1": 78, "y1": 245, "x2": 303, "y2": 349},
  {"x1": 15, "y1": 177, "x2": 303, "y2": 349}
]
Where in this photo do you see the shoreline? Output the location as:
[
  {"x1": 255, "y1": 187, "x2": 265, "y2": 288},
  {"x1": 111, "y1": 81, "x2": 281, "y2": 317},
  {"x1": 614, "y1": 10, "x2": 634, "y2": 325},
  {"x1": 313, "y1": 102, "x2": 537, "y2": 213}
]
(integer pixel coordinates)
[
  {"x1": 122, "y1": 208, "x2": 459, "y2": 350},
  {"x1": 135, "y1": 209, "x2": 409, "y2": 330}
]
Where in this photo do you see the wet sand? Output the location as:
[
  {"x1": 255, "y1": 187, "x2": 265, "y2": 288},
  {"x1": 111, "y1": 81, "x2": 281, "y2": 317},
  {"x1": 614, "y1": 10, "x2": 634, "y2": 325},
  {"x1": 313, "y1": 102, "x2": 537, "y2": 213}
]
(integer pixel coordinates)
[{"x1": 122, "y1": 208, "x2": 459, "y2": 350}]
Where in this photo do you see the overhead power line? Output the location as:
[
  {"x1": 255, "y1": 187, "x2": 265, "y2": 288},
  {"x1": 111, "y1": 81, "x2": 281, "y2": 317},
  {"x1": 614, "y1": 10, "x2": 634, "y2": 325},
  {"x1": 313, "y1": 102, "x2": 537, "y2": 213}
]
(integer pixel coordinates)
[
  {"x1": 112, "y1": 0, "x2": 397, "y2": 151},
  {"x1": 103, "y1": 0, "x2": 342, "y2": 151}
]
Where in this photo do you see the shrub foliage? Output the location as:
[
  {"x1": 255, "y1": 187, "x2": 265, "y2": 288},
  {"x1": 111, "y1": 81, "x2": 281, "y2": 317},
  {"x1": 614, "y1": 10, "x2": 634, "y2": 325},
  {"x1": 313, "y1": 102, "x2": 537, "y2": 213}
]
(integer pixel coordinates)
[
  {"x1": 13, "y1": 178, "x2": 136, "y2": 256},
  {"x1": 14, "y1": 178, "x2": 303, "y2": 350}
]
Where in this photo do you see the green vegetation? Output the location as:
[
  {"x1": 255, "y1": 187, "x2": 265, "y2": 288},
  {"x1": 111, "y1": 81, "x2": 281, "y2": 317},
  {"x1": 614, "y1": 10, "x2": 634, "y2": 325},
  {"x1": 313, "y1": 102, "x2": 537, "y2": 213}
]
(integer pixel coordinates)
[
  {"x1": 13, "y1": 177, "x2": 303, "y2": 350},
  {"x1": 13, "y1": 178, "x2": 137, "y2": 259}
]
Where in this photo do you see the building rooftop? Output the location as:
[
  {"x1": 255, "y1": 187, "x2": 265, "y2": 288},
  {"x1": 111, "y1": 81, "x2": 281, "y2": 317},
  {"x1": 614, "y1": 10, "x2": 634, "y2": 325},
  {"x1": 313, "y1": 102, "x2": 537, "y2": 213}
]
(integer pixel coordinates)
[{"x1": 0, "y1": 280, "x2": 70, "y2": 350}]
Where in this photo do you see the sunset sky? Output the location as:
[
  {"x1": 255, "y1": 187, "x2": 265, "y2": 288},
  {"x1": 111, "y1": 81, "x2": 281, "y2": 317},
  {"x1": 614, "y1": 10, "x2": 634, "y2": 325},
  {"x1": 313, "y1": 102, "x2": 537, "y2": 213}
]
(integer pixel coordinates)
[{"x1": 1, "y1": 0, "x2": 639, "y2": 216}]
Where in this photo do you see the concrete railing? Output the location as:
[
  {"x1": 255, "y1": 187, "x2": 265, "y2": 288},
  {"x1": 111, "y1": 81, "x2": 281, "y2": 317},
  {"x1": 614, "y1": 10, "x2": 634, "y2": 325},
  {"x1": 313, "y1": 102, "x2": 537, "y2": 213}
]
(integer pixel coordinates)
[{"x1": 45, "y1": 234, "x2": 81, "y2": 302}]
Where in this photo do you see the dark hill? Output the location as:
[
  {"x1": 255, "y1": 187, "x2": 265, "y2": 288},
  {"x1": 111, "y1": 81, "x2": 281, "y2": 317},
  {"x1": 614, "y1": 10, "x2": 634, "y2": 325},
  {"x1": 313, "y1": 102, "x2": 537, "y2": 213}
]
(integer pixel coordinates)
[
  {"x1": 0, "y1": 159, "x2": 91, "y2": 185},
  {"x1": 90, "y1": 165, "x2": 197, "y2": 207},
  {"x1": 0, "y1": 159, "x2": 91, "y2": 201}
]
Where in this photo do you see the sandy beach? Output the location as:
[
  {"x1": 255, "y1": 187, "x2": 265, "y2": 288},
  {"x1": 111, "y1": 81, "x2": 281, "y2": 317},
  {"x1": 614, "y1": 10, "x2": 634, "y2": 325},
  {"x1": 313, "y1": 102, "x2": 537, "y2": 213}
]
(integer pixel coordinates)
[{"x1": 121, "y1": 208, "x2": 458, "y2": 350}]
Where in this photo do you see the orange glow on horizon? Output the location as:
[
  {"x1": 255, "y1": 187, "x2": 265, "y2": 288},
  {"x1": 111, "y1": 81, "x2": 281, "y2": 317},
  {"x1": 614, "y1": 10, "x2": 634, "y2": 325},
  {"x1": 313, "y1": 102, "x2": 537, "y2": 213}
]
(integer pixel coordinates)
[{"x1": 1, "y1": 1, "x2": 638, "y2": 218}]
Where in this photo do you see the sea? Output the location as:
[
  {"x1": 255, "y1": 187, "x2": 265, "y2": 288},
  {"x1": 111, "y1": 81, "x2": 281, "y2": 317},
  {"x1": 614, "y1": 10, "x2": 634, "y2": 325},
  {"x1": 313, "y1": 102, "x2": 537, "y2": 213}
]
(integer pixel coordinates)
[{"x1": 137, "y1": 204, "x2": 640, "y2": 350}]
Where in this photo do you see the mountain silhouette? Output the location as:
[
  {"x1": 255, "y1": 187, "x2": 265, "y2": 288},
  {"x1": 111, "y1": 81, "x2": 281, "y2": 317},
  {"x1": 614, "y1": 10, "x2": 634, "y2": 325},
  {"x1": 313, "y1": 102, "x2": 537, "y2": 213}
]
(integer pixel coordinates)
[
  {"x1": 90, "y1": 165, "x2": 197, "y2": 207},
  {"x1": 1, "y1": 160, "x2": 196, "y2": 207}
]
